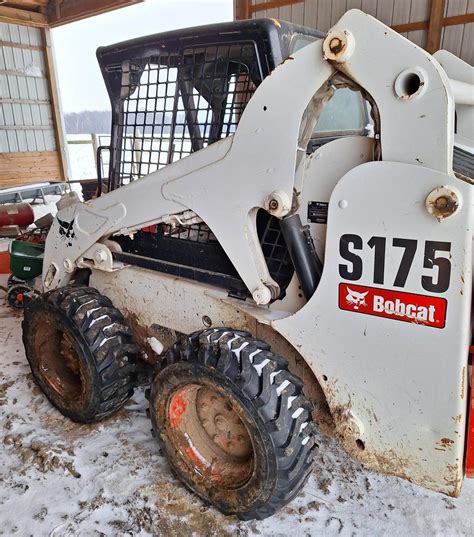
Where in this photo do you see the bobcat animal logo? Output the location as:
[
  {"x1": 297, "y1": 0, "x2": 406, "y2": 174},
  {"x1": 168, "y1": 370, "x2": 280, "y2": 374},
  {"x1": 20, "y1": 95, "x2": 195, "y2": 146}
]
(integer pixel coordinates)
[
  {"x1": 345, "y1": 287, "x2": 369, "y2": 310},
  {"x1": 57, "y1": 216, "x2": 75, "y2": 247}
]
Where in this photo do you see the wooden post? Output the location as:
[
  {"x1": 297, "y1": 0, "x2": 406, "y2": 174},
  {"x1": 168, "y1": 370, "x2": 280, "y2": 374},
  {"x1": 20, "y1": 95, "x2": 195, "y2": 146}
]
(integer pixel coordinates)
[
  {"x1": 42, "y1": 27, "x2": 70, "y2": 183},
  {"x1": 235, "y1": 0, "x2": 250, "y2": 19},
  {"x1": 426, "y1": 0, "x2": 446, "y2": 54}
]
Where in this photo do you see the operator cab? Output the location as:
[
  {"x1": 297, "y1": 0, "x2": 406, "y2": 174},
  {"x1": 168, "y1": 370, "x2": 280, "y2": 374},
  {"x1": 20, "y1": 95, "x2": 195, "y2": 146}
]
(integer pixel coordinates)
[
  {"x1": 97, "y1": 18, "x2": 368, "y2": 191},
  {"x1": 95, "y1": 19, "x2": 368, "y2": 299}
]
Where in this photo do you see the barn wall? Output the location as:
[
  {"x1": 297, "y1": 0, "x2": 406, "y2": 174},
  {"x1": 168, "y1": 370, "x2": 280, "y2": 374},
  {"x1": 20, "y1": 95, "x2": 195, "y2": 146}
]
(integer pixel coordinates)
[
  {"x1": 0, "y1": 22, "x2": 63, "y2": 187},
  {"x1": 243, "y1": 0, "x2": 474, "y2": 65}
]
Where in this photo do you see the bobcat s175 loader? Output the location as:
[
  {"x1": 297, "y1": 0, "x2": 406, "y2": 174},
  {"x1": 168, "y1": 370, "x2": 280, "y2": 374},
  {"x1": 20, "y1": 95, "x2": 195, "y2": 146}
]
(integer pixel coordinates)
[{"x1": 22, "y1": 9, "x2": 474, "y2": 520}]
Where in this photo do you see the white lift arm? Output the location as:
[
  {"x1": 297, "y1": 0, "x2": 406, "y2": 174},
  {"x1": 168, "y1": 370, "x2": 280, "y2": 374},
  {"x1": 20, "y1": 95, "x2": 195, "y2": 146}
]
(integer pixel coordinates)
[{"x1": 43, "y1": 10, "x2": 467, "y2": 304}]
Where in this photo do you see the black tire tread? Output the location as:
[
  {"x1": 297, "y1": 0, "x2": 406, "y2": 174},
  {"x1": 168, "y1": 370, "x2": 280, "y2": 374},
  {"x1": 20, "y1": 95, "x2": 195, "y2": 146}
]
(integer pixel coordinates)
[
  {"x1": 158, "y1": 327, "x2": 319, "y2": 520},
  {"x1": 25, "y1": 285, "x2": 138, "y2": 422}
]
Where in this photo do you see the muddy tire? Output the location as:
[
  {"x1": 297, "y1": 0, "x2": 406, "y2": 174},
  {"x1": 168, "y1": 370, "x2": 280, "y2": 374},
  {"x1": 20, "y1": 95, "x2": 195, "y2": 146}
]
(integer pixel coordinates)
[
  {"x1": 148, "y1": 328, "x2": 319, "y2": 520},
  {"x1": 23, "y1": 285, "x2": 138, "y2": 423}
]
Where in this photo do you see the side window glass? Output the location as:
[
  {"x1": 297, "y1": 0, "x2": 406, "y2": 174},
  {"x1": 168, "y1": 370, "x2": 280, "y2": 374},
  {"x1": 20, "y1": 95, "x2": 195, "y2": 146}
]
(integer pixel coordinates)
[{"x1": 315, "y1": 88, "x2": 365, "y2": 134}]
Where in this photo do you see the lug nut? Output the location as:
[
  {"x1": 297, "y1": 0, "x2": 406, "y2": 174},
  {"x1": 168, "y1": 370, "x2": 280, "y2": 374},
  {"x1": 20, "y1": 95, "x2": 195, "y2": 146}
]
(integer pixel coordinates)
[{"x1": 215, "y1": 415, "x2": 227, "y2": 431}]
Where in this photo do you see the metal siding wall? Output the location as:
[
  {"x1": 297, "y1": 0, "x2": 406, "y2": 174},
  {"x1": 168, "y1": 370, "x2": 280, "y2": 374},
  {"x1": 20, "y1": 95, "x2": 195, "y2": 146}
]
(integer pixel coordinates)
[
  {"x1": 0, "y1": 22, "x2": 56, "y2": 154},
  {"x1": 441, "y1": 0, "x2": 474, "y2": 64},
  {"x1": 244, "y1": 0, "x2": 474, "y2": 65}
]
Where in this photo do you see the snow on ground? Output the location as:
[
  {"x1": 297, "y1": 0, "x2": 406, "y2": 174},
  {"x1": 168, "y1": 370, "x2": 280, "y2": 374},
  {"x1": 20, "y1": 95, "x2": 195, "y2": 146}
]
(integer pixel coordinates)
[{"x1": 0, "y1": 269, "x2": 474, "y2": 536}]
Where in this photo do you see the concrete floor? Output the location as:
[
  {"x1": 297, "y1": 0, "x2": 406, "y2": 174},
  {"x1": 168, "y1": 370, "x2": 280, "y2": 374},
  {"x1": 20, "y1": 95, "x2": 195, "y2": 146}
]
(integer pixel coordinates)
[{"x1": 1, "y1": 271, "x2": 474, "y2": 536}]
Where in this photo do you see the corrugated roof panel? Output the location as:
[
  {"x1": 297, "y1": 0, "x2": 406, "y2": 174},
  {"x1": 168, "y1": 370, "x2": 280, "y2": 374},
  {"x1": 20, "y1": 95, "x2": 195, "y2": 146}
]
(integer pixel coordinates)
[
  {"x1": 34, "y1": 130, "x2": 45, "y2": 151},
  {"x1": 0, "y1": 24, "x2": 9, "y2": 42},
  {"x1": 31, "y1": 50, "x2": 45, "y2": 73},
  {"x1": 21, "y1": 104, "x2": 33, "y2": 126},
  {"x1": 7, "y1": 24, "x2": 20, "y2": 45},
  {"x1": 7, "y1": 130, "x2": 18, "y2": 152},
  {"x1": 31, "y1": 104, "x2": 42, "y2": 126},
  {"x1": 3, "y1": 103, "x2": 14, "y2": 126},
  {"x1": 28, "y1": 27, "x2": 42, "y2": 47},
  {"x1": 17, "y1": 76, "x2": 28, "y2": 100},
  {"x1": 0, "y1": 74, "x2": 8, "y2": 99},
  {"x1": 361, "y1": 0, "x2": 378, "y2": 18},
  {"x1": 27, "y1": 77, "x2": 38, "y2": 100},
  {"x1": 460, "y1": 22, "x2": 474, "y2": 64},
  {"x1": 3, "y1": 47, "x2": 14, "y2": 71},
  {"x1": 1, "y1": 23, "x2": 57, "y2": 155},
  {"x1": 16, "y1": 129, "x2": 27, "y2": 152},
  {"x1": 35, "y1": 77, "x2": 48, "y2": 100},
  {"x1": 18, "y1": 25, "x2": 30, "y2": 46},
  {"x1": 0, "y1": 130, "x2": 8, "y2": 152},
  {"x1": 39, "y1": 103, "x2": 52, "y2": 125},
  {"x1": 12, "y1": 103, "x2": 23, "y2": 126},
  {"x1": 12, "y1": 47, "x2": 24, "y2": 71},
  {"x1": 21, "y1": 48, "x2": 33, "y2": 69},
  {"x1": 25, "y1": 130, "x2": 36, "y2": 151},
  {"x1": 7, "y1": 75, "x2": 19, "y2": 100},
  {"x1": 43, "y1": 129, "x2": 56, "y2": 151}
]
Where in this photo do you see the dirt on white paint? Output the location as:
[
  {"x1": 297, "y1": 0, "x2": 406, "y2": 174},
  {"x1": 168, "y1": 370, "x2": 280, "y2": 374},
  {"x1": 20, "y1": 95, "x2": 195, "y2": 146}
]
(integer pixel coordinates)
[{"x1": 1, "y1": 270, "x2": 474, "y2": 536}]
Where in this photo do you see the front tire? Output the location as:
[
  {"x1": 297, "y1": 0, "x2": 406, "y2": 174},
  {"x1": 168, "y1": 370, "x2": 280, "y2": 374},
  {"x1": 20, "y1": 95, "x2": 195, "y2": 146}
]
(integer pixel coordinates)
[
  {"x1": 148, "y1": 328, "x2": 319, "y2": 520},
  {"x1": 23, "y1": 285, "x2": 138, "y2": 423}
]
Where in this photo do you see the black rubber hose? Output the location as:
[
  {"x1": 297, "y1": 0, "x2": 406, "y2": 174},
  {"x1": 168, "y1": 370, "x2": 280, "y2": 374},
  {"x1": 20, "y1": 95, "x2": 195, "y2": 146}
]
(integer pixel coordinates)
[{"x1": 280, "y1": 213, "x2": 323, "y2": 300}]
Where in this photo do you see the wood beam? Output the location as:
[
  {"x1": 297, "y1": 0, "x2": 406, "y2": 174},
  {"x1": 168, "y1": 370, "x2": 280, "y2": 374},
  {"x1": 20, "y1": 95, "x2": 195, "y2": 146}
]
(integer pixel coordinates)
[
  {"x1": 249, "y1": 0, "x2": 303, "y2": 14},
  {"x1": 442, "y1": 12, "x2": 474, "y2": 27},
  {"x1": 235, "y1": 0, "x2": 250, "y2": 19},
  {"x1": 392, "y1": 12, "x2": 474, "y2": 34},
  {"x1": 42, "y1": 27, "x2": 68, "y2": 181},
  {"x1": 426, "y1": 0, "x2": 446, "y2": 53},
  {"x1": 46, "y1": 0, "x2": 143, "y2": 27},
  {"x1": 392, "y1": 20, "x2": 429, "y2": 33},
  {"x1": 0, "y1": 39, "x2": 43, "y2": 51},
  {"x1": 5, "y1": 0, "x2": 50, "y2": 7},
  {"x1": 0, "y1": 5, "x2": 47, "y2": 27}
]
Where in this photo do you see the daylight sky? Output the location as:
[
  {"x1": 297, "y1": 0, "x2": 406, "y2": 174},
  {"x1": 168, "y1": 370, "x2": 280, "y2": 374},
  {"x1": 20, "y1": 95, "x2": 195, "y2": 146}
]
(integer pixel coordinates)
[{"x1": 52, "y1": 0, "x2": 233, "y2": 113}]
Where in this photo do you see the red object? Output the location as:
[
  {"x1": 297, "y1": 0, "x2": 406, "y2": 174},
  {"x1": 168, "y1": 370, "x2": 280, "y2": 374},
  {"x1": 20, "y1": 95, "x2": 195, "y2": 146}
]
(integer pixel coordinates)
[
  {"x1": 465, "y1": 347, "x2": 474, "y2": 478},
  {"x1": 0, "y1": 203, "x2": 34, "y2": 228},
  {"x1": 338, "y1": 283, "x2": 447, "y2": 329},
  {"x1": 168, "y1": 390, "x2": 187, "y2": 428},
  {"x1": 465, "y1": 346, "x2": 474, "y2": 479},
  {"x1": 0, "y1": 250, "x2": 9, "y2": 274}
]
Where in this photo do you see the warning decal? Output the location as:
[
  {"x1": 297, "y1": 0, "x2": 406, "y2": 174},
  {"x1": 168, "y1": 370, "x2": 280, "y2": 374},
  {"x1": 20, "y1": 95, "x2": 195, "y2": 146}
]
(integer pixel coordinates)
[{"x1": 338, "y1": 283, "x2": 447, "y2": 329}]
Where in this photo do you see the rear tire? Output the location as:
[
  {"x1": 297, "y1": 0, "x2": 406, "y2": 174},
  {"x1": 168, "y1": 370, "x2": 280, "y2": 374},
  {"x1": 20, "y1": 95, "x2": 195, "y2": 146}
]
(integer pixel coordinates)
[
  {"x1": 148, "y1": 328, "x2": 319, "y2": 520},
  {"x1": 23, "y1": 285, "x2": 138, "y2": 423}
]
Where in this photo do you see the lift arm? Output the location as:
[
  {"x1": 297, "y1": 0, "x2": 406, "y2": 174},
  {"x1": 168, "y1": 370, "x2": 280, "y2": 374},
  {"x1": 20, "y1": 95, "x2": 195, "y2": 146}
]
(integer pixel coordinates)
[{"x1": 43, "y1": 10, "x2": 467, "y2": 304}]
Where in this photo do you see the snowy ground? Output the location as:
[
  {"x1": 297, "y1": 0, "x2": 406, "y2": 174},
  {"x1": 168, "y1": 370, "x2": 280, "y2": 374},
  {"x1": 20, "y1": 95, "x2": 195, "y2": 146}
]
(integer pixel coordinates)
[{"x1": 1, "y1": 197, "x2": 474, "y2": 536}]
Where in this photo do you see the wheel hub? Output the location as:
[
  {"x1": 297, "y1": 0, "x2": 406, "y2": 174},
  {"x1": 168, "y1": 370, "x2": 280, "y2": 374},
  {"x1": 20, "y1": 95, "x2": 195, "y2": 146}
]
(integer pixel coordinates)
[
  {"x1": 196, "y1": 388, "x2": 252, "y2": 459},
  {"x1": 166, "y1": 384, "x2": 254, "y2": 488},
  {"x1": 34, "y1": 318, "x2": 86, "y2": 406}
]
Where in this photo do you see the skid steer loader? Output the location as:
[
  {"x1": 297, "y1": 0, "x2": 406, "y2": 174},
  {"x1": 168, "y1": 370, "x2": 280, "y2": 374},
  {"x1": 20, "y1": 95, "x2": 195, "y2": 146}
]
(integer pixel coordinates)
[{"x1": 22, "y1": 10, "x2": 474, "y2": 520}]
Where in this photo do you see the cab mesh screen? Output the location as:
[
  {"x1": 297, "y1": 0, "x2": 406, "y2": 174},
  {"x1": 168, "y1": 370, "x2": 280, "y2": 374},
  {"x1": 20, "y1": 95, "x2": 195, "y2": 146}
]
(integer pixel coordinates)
[{"x1": 112, "y1": 42, "x2": 259, "y2": 188}]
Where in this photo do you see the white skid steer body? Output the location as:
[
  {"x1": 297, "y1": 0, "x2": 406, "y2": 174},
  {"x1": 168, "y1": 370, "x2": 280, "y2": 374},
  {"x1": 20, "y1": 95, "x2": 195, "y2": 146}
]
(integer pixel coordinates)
[{"x1": 42, "y1": 10, "x2": 474, "y2": 496}]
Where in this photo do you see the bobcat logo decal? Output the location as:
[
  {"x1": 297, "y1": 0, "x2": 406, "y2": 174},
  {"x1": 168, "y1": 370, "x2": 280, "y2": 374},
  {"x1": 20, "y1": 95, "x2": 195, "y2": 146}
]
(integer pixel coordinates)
[
  {"x1": 57, "y1": 217, "x2": 75, "y2": 247},
  {"x1": 345, "y1": 287, "x2": 368, "y2": 310}
]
